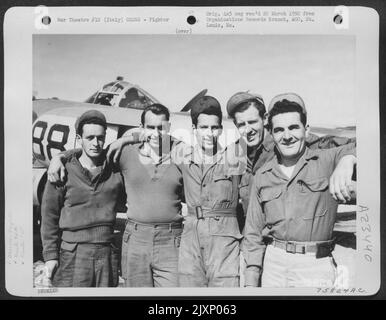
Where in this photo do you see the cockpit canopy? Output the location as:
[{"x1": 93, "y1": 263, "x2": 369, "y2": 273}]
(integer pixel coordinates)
[{"x1": 85, "y1": 78, "x2": 159, "y2": 110}]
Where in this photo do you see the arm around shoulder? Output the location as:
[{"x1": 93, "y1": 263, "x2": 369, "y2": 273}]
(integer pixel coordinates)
[
  {"x1": 106, "y1": 130, "x2": 142, "y2": 164},
  {"x1": 47, "y1": 148, "x2": 81, "y2": 184},
  {"x1": 329, "y1": 152, "x2": 357, "y2": 203}
]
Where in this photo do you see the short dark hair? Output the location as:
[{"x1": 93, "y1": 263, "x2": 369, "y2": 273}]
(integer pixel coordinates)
[
  {"x1": 231, "y1": 100, "x2": 266, "y2": 120},
  {"x1": 192, "y1": 106, "x2": 223, "y2": 127},
  {"x1": 268, "y1": 99, "x2": 307, "y2": 130},
  {"x1": 77, "y1": 117, "x2": 107, "y2": 136},
  {"x1": 141, "y1": 104, "x2": 170, "y2": 125}
]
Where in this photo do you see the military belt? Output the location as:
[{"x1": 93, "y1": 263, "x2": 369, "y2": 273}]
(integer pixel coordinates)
[
  {"x1": 265, "y1": 237, "x2": 335, "y2": 259},
  {"x1": 187, "y1": 206, "x2": 237, "y2": 220},
  {"x1": 126, "y1": 218, "x2": 183, "y2": 230}
]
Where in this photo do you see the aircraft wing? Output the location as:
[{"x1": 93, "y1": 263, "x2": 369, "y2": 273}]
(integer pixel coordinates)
[
  {"x1": 33, "y1": 99, "x2": 98, "y2": 119},
  {"x1": 40, "y1": 103, "x2": 145, "y2": 127},
  {"x1": 34, "y1": 98, "x2": 150, "y2": 126},
  {"x1": 310, "y1": 126, "x2": 356, "y2": 139}
]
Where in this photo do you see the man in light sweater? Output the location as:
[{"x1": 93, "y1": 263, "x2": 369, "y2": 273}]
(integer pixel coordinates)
[{"x1": 41, "y1": 110, "x2": 125, "y2": 287}]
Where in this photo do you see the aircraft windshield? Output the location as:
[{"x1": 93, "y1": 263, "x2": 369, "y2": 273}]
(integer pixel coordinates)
[
  {"x1": 94, "y1": 92, "x2": 115, "y2": 106},
  {"x1": 85, "y1": 92, "x2": 98, "y2": 104},
  {"x1": 118, "y1": 87, "x2": 153, "y2": 109},
  {"x1": 103, "y1": 82, "x2": 124, "y2": 93}
]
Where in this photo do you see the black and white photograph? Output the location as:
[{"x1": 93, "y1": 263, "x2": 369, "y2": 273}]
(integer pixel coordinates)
[{"x1": 3, "y1": 6, "x2": 380, "y2": 297}]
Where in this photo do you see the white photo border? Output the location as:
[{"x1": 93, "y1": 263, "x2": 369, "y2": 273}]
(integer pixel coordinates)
[{"x1": 3, "y1": 6, "x2": 380, "y2": 297}]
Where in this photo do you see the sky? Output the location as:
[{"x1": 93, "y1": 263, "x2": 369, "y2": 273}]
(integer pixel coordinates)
[{"x1": 33, "y1": 34, "x2": 355, "y2": 127}]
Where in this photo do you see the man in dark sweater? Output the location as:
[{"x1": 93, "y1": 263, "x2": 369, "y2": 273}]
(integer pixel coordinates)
[{"x1": 41, "y1": 110, "x2": 125, "y2": 287}]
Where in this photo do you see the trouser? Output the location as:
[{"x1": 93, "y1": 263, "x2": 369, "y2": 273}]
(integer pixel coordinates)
[
  {"x1": 121, "y1": 219, "x2": 182, "y2": 287},
  {"x1": 178, "y1": 216, "x2": 243, "y2": 287},
  {"x1": 261, "y1": 245, "x2": 337, "y2": 288},
  {"x1": 52, "y1": 241, "x2": 119, "y2": 287}
]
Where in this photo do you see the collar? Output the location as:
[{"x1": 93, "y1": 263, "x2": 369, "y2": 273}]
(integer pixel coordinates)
[
  {"x1": 260, "y1": 147, "x2": 319, "y2": 174},
  {"x1": 70, "y1": 150, "x2": 108, "y2": 168},
  {"x1": 137, "y1": 136, "x2": 173, "y2": 164},
  {"x1": 244, "y1": 133, "x2": 273, "y2": 172},
  {"x1": 186, "y1": 136, "x2": 227, "y2": 166},
  {"x1": 71, "y1": 150, "x2": 108, "y2": 180},
  {"x1": 236, "y1": 130, "x2": 272, "y2": 155},
  {"x1": 261, "y1": 132, "x2": 274, "y2": 152}
]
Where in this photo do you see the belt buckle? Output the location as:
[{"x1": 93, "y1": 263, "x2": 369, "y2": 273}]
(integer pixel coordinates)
[
  {"x1": 195, "y1": 206, "x2": 204, "y2": 220},
  {"x1": 285, "y1": 241, "x2": 296, "y2": 254}
]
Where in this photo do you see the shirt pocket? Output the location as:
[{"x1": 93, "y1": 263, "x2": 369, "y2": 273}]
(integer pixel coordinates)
[
  {"x1": 259, "y1": 186, "x2": 283, "y2": 225},
  {"x1": 210, "y1": 174, "x2": 234, "y2": 204},
  {"x1": 297, "y1": 177, "x2": 329, "y2": 220}
]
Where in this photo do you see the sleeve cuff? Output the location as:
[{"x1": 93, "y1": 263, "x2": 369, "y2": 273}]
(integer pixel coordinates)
[
  {"x1": 339, "y1": 144, "x2": 356, "y2": 158},
  {"x1": 43, "y1": 250, "x2": 59, "y2": 262}
]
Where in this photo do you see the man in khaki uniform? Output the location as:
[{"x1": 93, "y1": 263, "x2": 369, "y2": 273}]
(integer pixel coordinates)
[
  {"x1": 242, "y1": 93, "x2": 356, "y2": 287},
  {"x1": 226, "y1": 92, "x2": 356, "y2": 231}
]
